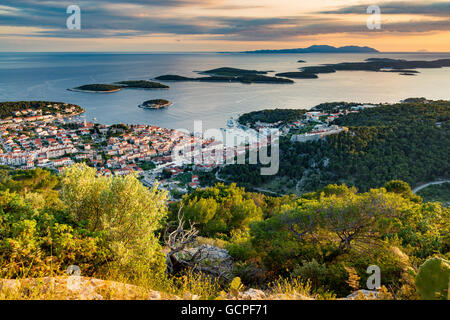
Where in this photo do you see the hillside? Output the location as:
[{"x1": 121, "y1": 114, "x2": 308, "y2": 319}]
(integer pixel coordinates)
[
  {"x1": 0, "y1": 101, "x2": 84, "y2": 119},
  {"x1": 0, "y1": 166, "x2": 448, "y2": 300},
  {"x1": 222, "y1": 100, "x2": 450, "y2": 192}
]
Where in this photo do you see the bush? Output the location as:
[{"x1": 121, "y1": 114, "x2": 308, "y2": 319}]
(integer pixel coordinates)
[{"x1": 60, "y1": 164, "x2": 169, "y2": 277}]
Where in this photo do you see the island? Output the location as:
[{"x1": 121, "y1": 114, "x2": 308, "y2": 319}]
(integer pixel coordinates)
[
  {"x1": 156, "y1": 67, "x2": 293, "y2": 84},
  {"x1": 242, "y1": 45, "x2": 379, "y2": 54},
  {"x1": 138, "y1": 99, "x2": 172, "y2": 109},
  {"x1": 69, "y1": 80, "x2": 169, "y2": 93},
  {"x1": 275, "y1": 72, "x2": 318, "y2": 79},
  {"x1": 308, "y1": 58, "x2": 450, "y2": 73},
  {"x1": 69, "y1": 84, "x2": 122, "y2": 93},
  {"x1": 275, "y1": 58, "x2": 450, "y2": 79},
  {"x1": 199, "y1": 67, "x2": 269, "y2": 76},
  {"x1": 115, "y1": 80, "x2": 169, "y2": 89},
  {"x1": 379, "y1": 69, "x2": 420, "y2": 74}
]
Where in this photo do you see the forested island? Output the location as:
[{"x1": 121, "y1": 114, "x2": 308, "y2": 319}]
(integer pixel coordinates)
[
  {"x1": 155, "y1": 58, "x2": 450, "y2": 84},
  {"x1": 275, "y1": 58, "x2": 450, "y2": 80},
  {"x1": 223, "y1": 100, "x2": 450, "y2": 193},
  {"x1": 69, "y1": 84, "x2": 122, "y2": 93},
  {"x1": 70, "y1": 80, "x2": 169, "y2": 92},
  {"x1": 275, "y1": 72, "x2": 318, "y2": 79},
  {"x1": 115, "y1": 80, "x2": 169, "y2": 89},
  {"x1": 138, "y1": 99, "x2": 172, "y2": 109},
  {"x1": 156, "y1": 67, "x2": 294, "y2": 84},
  {"x1": 306, "y1": 58, "x2": 450, "y2": 72},
  {"x1": 199, "y1": 67, "x2": 269, "y2": 76}
]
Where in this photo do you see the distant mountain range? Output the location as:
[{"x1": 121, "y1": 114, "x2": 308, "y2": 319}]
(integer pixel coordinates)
[{"x1": 241, "y1": 45, "x2": 379, "y2": 54}]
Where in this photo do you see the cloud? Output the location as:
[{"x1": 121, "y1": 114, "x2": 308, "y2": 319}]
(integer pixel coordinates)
[
  {"x1": 0, "y1": 0, "x2": 449, "y2": 41},
  {"x1": 321, "y1": 1, "x2": 450, "y2": 17}
]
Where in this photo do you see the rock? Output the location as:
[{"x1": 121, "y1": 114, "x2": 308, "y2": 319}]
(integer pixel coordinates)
[
  {"x1": 345, "y1": 289, "x2": 379, "y2": 300},
  {"x1": 147, "y1": 290, "x2": 162, "y2": 300},
  {"x1": 0, "y1": 277, "x2": 165, "y2": 300},
  {"x1": 238, "y1": 289, "x2": 266, "y2": 300},
  {"x1": 174, "y1": 244, "x2": 234, "y2": 280}
]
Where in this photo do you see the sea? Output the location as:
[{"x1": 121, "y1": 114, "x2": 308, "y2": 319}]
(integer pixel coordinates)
[{"x1": 0, "y1": 52, "x2": 449, "y2": 131}]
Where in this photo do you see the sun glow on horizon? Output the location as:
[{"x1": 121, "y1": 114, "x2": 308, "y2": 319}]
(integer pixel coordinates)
[{"x1": 0, "y1": 0, "x2": 449, "y2": 52}]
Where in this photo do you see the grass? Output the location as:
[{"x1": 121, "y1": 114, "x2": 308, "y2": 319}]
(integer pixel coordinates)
[{"x1": 267, "y1": 277, "x2": 335, "y2": 300}]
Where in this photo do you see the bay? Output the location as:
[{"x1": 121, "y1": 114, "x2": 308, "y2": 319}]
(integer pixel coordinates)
[{"x1": 0, "y1": 52, "x2": 449, "y2": 131}]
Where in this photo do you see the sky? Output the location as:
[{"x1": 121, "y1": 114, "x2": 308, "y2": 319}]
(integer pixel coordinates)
[{"x1": 0, "y1": 0, "x2": 449, "y2": 52}]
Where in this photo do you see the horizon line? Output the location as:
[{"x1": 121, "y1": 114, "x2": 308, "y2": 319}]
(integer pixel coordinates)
[{"x1": 1, "y1": 51, "x2": 450, "y2": 54}]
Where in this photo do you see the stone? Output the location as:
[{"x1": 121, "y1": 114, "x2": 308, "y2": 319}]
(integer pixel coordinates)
[
  {"x1": 238, "y1": 288, "x2": 266, "y2": 300},
  {"x1": 345, "y1": 289, "x2": 379, "y2": 300}
]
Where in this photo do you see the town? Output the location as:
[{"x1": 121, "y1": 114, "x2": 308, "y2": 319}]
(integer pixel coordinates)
[
  {"x1": 0, "y1": 102, "x2": 374, "y2": 197},
  {"x1": 237, "y1": 104, "x2": 377, "y2": 142}
]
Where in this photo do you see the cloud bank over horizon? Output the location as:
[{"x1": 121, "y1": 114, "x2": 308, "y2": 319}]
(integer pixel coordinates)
[{"x1": 0, "y1": 0, "x2": 449, "y2": 52}]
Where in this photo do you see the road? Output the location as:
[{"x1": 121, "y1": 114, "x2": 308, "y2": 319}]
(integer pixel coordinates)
[
  {"x1": 215, "y1": 169, "x2": 283, "y2": 196},
  {"x1": 412, "y1": 180, "x2": 450, "y2": 194}
]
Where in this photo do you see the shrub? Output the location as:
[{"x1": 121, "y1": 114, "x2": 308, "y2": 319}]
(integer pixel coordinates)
[{"x1": 60, "y1": 164, "x2": 169, "y2": 277}]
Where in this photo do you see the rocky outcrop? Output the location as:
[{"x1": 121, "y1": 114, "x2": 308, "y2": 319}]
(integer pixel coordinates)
[
  {"x1": 220, "y1": 288, "x2": 314, "y2": 300},
  {"x1": 174, "y1": 244, "x2": 234, "y2": 281},
  {"x1": 0, "y1": 276, "x2": 320, "y2": 300},
  {"x1": 0, "y1": 277, "x2": 163, "y2": 300}
]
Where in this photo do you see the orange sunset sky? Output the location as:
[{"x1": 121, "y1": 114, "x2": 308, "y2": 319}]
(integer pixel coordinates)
[{"x1": 0, "y1": 0, "x2": 449, "y2": 52}]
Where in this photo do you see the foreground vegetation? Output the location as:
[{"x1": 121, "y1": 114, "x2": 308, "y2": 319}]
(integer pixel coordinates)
[{"x1": 0, "y1": 165, "x2": 448, "y2": 299}]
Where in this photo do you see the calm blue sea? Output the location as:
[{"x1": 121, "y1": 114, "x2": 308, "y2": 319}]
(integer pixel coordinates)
[{"x1": 0, "y1": 52, "x2": 449, "y2": 130}]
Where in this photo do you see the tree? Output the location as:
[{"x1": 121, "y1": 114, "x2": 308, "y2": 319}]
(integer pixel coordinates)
[
  {"x1": 60, "y1": 163, "x2": 168, "y2": 275},
  {"x1": 174, "y1": 183, "x2": 264, "y2": 238}
]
